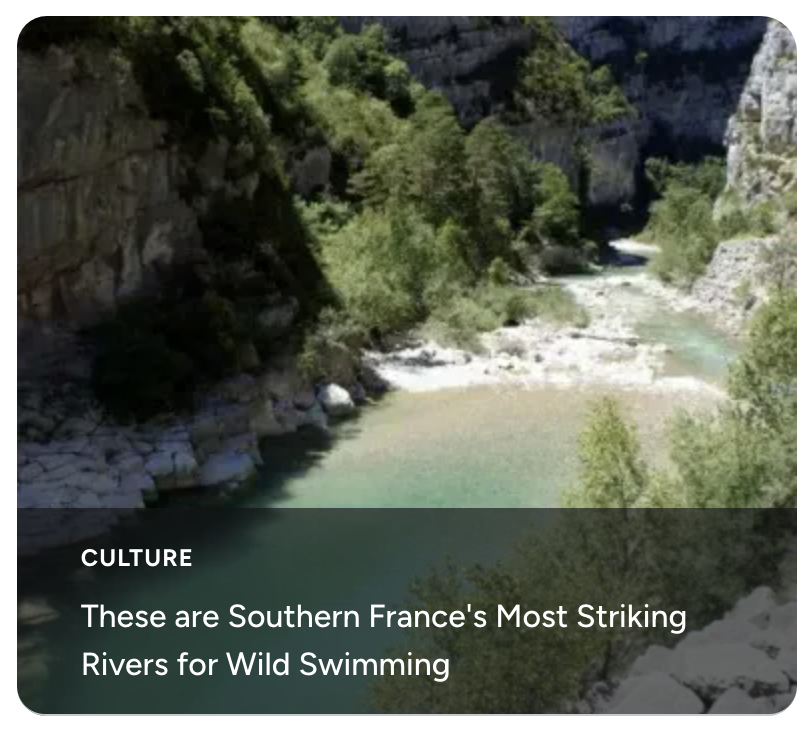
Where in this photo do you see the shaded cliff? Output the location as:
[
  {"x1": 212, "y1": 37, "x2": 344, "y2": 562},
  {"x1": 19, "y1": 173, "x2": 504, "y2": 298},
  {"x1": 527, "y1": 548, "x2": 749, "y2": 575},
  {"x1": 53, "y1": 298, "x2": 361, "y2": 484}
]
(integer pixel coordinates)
[
  {"x1": 17, "y1": 26, "x2": 329, "y2": 384},
  {"x1": 338, "y1": 16, "x2": 769, "y2": 217}
]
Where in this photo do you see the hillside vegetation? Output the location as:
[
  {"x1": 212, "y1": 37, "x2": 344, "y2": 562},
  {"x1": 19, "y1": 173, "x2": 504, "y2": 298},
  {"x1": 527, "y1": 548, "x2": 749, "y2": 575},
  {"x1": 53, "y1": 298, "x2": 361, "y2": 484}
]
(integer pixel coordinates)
[{"x1": 20, "y1": 16, "x2": 630, "y2": 419}]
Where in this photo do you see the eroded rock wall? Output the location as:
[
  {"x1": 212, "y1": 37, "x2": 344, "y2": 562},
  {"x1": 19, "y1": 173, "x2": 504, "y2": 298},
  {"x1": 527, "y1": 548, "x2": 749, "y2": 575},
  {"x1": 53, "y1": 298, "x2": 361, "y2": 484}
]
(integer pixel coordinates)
[
  {"x1": 720, "y1": 20, "x2": 797, "y2": 208},
  {"x1": 338, "y1": 16, "x2": 768, "y2": 212},
  {"x1": 17, "y1": 46, "x2": 199, "y2": 329}
]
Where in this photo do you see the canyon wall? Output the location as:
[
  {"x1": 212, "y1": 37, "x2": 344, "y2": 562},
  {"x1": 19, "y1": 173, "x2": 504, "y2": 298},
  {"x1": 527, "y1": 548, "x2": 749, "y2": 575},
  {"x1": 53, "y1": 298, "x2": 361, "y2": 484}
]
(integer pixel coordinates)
[
  {"x1": 339, "y1": 16, "x2": 769, "y2": 211},
  {"x1": 691, "y1": 20, "x2": 797, "y2": 334},
  {"x1": 17, "y1": 47, "x2": 199, "y2": 330}
]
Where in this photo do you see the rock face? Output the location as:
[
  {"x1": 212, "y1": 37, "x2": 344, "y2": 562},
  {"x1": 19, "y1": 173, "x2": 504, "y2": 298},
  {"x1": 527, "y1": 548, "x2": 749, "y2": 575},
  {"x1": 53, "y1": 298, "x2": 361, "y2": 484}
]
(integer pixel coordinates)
[
  {"x1": 719, "y1": 20, "x2": 797, "y2": 209},
  {"x1": 582, "y1": 586, "x2": 797, "y2": 714},
  {"x1": 339, "y1": 17, "x2": 768, "y2": 211},
  {"x1": 690, "y1": 236, "x2": 793, "y2": 336},
  {"x1": 17, "y1": 366, "x2": 361, "y2": 554},
  {"x1": 689, "y1": 21, "x2": 797, "y2": 335},
  {"x1": 556, "y1": 17, "x2": 769, "y2": 159},
  {"x1": 17, "y1": 46, "x2": 199, "y2": 328},
  {"x1": 338, "y1": 17, "x2": 533, "y2": 128}
]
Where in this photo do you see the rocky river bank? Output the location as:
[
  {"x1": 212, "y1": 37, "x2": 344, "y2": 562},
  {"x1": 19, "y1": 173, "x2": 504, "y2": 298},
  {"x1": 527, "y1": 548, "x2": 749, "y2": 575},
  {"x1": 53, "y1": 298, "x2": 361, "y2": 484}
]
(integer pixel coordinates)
[
  {"x1": 17, "y1": 243, "x2": 741, "y2": 550},
  {"x1": 364, "y1": 249, "x2": 734, "y2": 399}
]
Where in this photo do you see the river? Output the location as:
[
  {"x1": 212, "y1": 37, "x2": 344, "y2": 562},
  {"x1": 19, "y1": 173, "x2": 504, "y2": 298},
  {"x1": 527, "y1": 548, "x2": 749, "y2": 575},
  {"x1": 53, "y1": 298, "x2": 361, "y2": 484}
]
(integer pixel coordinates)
[{"x1": 18, "y1": 254, "x2": 741, "y2": 713}]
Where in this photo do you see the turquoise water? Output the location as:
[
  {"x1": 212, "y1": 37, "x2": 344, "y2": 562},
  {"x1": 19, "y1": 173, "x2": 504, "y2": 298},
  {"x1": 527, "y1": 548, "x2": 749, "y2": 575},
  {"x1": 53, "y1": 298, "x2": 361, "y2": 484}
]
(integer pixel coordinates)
[{"x1": 18, "y1": 274, "x2": 740, "y2": 711}]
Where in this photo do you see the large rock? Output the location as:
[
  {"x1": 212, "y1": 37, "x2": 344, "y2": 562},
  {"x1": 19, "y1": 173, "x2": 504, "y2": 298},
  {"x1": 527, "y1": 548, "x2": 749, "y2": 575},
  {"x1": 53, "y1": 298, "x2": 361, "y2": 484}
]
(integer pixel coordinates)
[
  {"x1": 725, "y1": 586, "x2": 778, "y2": 629},
  {"x1": 316, "y1": 383, "x2": 356, "y2": 418},
  {"x1": 629, "y1": 645, "x2": 673, "y2": 677},
  {"x1": 198, "y1": 450, "x2": 256, "y2": 488},
  {"x1": 606, "y1": 672, "x2": 704, "y2": 714},
  {"x1": 249, "y1": 401, "x2": 286, "y2": 438},
  {"x1": 708, "y1": 687, "x2": 774, "y2": 714},
  {"x1": 667, "y1": 643, "x2": 790, "y2": 701}
]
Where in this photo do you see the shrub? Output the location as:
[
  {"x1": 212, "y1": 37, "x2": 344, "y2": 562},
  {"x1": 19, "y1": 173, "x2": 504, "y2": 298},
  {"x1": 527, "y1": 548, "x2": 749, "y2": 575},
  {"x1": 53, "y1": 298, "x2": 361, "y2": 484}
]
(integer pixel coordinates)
[
  {"x1": 320, "y1": 207, "x2": 445, "y2": 334},
  {"x1": 298, "y1": 308, "x2": 367, "y2": 383},
  {"x1": 90, "y1": 292, "x2": 254, "y2": 421}
]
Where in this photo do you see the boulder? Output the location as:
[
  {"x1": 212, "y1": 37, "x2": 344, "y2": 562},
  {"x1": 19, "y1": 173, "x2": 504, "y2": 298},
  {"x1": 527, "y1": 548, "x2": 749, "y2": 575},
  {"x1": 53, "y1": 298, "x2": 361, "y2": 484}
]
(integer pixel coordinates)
[
  {"x1": 667, "y1": 643, "x2": 790, "y2": 701},
  {"x1": 629, "y1": 645, "x2": 673, "y2": 677},
  {"x1": 768, "y1": 602, "x2": 796, "y2": 637},
  {"x1": 708, "y1": 687, "x2": 773, "y2": 714},
  {"x1": 119, "y1": 472, "x2": 155, "y2": 495},
  {"x1": 249, "y1": 401, "x2": 286, "y2": 437},
  {"x1": 18, "y1": 462, "x2": 44, "y2": 483},
  {"x1": 775, "y1": 648, "x2": 796, "y2": 683},
  {"x1": 173, "y1": 452, "x2": 199, "y2": 488},
  {"x1": 725, "y1": 586, "x2": 777, "y2": 629},
  {"x1": 749, "y1": 627, "x2": 795, "y2": 658},
  {"x1": 317, "y1": 383, "x2": 356, "y2": 418},
  {"x1": 606, "y1": 672, "x2": 703, "y2": 714},
  {"x1": 145, "y1": 452, "x2": 175, "y2": 479},
  {"x1": 199, "y1": 450, "x2": 256, "y2": 488},
  {"x1": 681, "y1": 618, "x2": 760, "y2": 649},
  {"x1": 772, "y1": 689, "x2": 797, "y2": 712},
  {"x1": 301, "y1": 402, "x2": 329, "y2": 432}
]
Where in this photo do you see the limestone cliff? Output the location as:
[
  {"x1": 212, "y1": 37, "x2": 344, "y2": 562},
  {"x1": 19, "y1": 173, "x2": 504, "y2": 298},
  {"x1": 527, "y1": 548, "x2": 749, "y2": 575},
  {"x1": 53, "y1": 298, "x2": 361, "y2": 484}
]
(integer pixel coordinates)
[
  {"x1": 690, "y1": 20, "x2": 797, "y2": 334},
  {"x1": 556, "y1": 17, "x2": 768, "y2": 159},
  {"x1": 719, "y1": 20, "x2": 797, "y2": 209},
  {"x1": 339, "y1": 16, "x2": 768, "y2": 213},
  {"x1": 17, "y1": 46, "x2": 199, "y2": 329}
]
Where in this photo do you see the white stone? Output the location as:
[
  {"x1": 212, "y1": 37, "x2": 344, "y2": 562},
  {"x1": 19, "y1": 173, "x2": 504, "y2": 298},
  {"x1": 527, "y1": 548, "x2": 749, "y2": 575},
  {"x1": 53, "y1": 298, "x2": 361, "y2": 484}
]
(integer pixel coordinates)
[
  {"x1": 725, "y1": 586, "x2": 777, "y2": 629},
  {"x1": 145, "y1": 452, "x2": 175, "y2": 478},
  {"x1": 18, "y1": 462, "x2": 44, "y2": 482},
  {"x1": 667, "y1": 642, "x2": 790, "y2": 701},
  {"x1": 37, "y1": 454, "x2": 78, "y2": 471},
  {"x1": 173, "y1": 452, "x2": 199, "y2": 487},
  {"x1": 317, "y1": 383, "x2": 356, "y2": 417},
  {"x1": 606, "y1": 672, "x2": 703, "y2": 714},
  {"x1": 629, "y1": 645, "x2": 673, "y2": 677},
  {"x1": 767, "y1": 601, "x2": 796, "y2": 637},
  {"x1": 119, "y1": 472, "x2": 155, "y2": 495},
  {"x1": 113, "y1": 453, "x2": 145, "y2": 475},
  {"x1": 708, "y1": 687, "x2": 773, "y2": 714},
  {"x1": 199, "y1": 451, "x2": 256, "y2": 487},
  {"x1": 775, "y1": 648, "x2": 796, "y2": 683}
]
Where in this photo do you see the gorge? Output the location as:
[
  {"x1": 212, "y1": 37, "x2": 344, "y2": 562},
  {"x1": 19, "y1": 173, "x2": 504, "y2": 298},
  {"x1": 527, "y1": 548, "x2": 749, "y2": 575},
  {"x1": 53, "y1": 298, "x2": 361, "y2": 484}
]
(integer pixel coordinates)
[
  {"x1": 18, "y1": 17, "x2": 794, "y2": 524},
  {"x1": 17, "y1": 17, "x2": 796, "y2": 714}
]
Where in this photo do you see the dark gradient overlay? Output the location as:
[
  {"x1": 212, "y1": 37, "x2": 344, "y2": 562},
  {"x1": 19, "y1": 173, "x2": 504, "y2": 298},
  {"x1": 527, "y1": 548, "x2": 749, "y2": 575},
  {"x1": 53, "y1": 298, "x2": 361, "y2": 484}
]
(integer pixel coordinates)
[{"x1": 18, "y1": 508, "x2": 795, "y2": 713}]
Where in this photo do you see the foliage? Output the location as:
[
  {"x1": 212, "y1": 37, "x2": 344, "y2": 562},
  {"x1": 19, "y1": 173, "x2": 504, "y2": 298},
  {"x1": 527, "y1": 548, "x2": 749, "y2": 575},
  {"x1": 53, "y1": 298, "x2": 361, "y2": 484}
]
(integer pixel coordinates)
[
  {"x1": 519, "y1": 163, "x2": 581, "y2": 248},
  {"x1": 514, "y1": 18, "x2": 634, "y2": 127},
  {"x1": 297, "y1": 307, "x2": 367, "y2": 383},
  {"x1": 424, "y1": 284, "x2": 587, "y2": 351},
  {"x1": 644, "y1": 157, "x2": 786, "y2": 284},
  {"x1": 322, "y1": 24, "x2": 416, "y2": 115},
  {"x1": 26, "y1": 17, "x2": 601, "y2": 418},
  {"x1": 90, "y1": 291, "x2": 254, "y2": 421},
  {"x1": 320, "y1": 207, "x2": 458, "y2": 334},
  {"x1": 644, "y1": 156, "x2": 726, "y2": 200},
  {"x1": 564, "y1": 398, "x2": 648, "y2": 508},
  {"x1": 370, "y1": 507, "x2": 785, "y2": 712}
]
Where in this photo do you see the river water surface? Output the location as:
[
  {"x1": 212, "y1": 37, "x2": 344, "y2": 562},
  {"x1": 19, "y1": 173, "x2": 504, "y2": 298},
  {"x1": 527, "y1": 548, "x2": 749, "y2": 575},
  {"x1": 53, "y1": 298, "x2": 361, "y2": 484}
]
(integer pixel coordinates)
[{"x1": 18, "y1": 266, "x2": 740, "y2": 713}]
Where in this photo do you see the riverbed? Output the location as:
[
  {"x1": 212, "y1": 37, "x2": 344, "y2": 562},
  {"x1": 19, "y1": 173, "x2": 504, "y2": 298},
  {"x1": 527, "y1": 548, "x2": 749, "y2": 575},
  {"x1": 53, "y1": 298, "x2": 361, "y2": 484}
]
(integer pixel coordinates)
[{"x1": 18, "y1": 248, "x2": 741, "y2": 712}]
